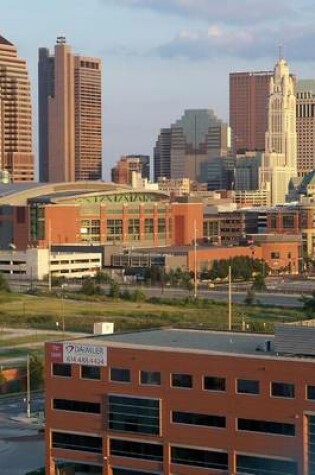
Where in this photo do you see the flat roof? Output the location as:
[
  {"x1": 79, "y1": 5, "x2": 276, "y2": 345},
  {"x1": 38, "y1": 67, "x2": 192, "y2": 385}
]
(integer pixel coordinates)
[{"x1": 82, "y1": 328, "x2": 276, "y2": 357}]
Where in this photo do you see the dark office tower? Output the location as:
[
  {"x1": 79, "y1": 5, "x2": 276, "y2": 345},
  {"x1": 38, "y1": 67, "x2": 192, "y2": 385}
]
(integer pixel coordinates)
[
  {"x1": 0, "y1": 34, "x2": 34, "y2": 182},
  {"x1": 154, "y1": 128, "x2": 172, "y2": 181},
  {"x1": 38, "y1": 48, "x2": 54, "y2": 183},
  {"x1": 154, "y1": 109, "x2": 230, "y2": 185},
  {"x1": 296, "y1": 80, "x2": 315, "y2": 177},
  {"x1": 229, "y1": 71, "x2": 272, "y2": 153},
  {"x1": 38, "y1": 37, "x2": 102, "y2": 183}
]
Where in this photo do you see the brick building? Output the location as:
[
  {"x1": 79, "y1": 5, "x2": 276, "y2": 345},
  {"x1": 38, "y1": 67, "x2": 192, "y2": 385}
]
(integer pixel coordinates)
[{"x1": 45, "y1": 325, "x2": 315, "y2": 474}]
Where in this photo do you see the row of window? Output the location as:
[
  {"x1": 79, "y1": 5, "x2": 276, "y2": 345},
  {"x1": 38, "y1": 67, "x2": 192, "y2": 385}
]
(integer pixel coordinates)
[
  {"x1": 52, "y1": 395, "x2": 296, "y2": 437},
  {"x1": 52, "y1": 364, "x2": 308, "y2": 399},
  {"x1": 51, "y1": 432, "x2": 298, "y2": 474}
]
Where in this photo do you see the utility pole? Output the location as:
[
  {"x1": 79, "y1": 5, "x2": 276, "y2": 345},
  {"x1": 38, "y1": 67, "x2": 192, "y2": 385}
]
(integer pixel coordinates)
[
  {"x1": 194, "y1": 220, "x2": 197, "y2": 299},
  {"x1": 228, "y1": 265, "x2": 232, "y2": 331},
  {"x1": 26, "y1": 354, "x2": 31, "y2": 418},
  {"x1": 48, "y1": 220, "x2": 52, "y2": 293}
]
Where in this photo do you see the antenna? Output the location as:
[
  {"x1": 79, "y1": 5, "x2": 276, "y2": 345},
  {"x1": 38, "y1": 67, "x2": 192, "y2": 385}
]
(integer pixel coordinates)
[{"x1": 278, "y1": 44, "x2": 283, "y2": 61}]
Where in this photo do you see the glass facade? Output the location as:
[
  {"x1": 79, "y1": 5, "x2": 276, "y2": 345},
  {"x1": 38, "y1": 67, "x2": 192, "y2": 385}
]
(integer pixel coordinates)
[{"x1": 108, "y1": 395, "x2": 160, "y2": 435}]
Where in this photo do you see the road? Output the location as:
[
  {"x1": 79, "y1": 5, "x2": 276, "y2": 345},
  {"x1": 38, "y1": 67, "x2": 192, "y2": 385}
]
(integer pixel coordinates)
[
  {"x1": 123, "y1": 286, "x2": 304, "y2": 308},
  {"x1": 0, "y1": 392, "x2": 44, "y2": 474}
]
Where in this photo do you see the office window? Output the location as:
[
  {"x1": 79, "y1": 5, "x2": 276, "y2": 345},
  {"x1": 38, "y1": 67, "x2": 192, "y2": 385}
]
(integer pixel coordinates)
[
  {"x1": 111, "y1": 368, "x2": 130, "y2": 383},
  {"x1": 236, "y1": 454, "x2": 298, "y2": 475},
  {"x1": 110, "y1": 438, "x2": 163, "y2": 461},
  {"x1": 52, "y1": 363, "x2": 71, "y2": 377},
  {"x1": 52, "y1": 431, "x2": 102, "y2": 453},
  {"x1": 307, "y1": 385, "x2": 315, "y2": 400},
  {"x1": 113, "y1": 470, "x2": 159, "y2": 475},
  {"x1": 238, "y1": 418, "x2": 295, "y2": 436},
  {"x1": 140, "y1": 371, "x2": 161, "y2": 386},
  {"x1": 237, "y1": 379, "x2": 260, "y2": 395},
  {"x1": 204, "y1": 376, "x2": 226, "y2": 392},
  {"x1": 171, "y1": 373, "x2": 193, "y2": 388},
  {"x1": 172, "y1": 411, "x2": 226, "y2": 428},
  {"x1": 271, "y1": 382, "x2": 295, "y2": 398},
  {"x1": 271, "y1": 251, "x2": 280, "y2": 259},
  {"x1": 81, "y1": 365, "x2": 101, "y2": 380},
  {"x1": 53, "y1": 399, "x2": 101, "y2": 414},
  {"x1": 171, "y1": 446, "x2": 228, "y2": 470},
  {"x1": 108, "y1": 395, "x2": 160, "y2": 435}
]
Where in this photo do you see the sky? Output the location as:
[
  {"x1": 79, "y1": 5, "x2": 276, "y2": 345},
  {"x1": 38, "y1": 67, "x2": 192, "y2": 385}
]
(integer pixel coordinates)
[{"x1": 2, "y1": 0, "x2": 315, "y2": 179}]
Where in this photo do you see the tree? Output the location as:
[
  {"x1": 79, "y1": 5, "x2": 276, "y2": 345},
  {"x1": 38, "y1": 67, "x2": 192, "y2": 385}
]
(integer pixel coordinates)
[
  {"x1": 95, "y1": 271, "x2": 111, "y2": 284},
  {"x1": 252, "y1": 273, "x2": 266, "y2": 291},
  {"x1": 30, "y1": 353, "x2": 44, "y2": 390},
  {"x1": 244, "y1": 289, "x2": 255, "y2": 305},
  {"x1": 130, "y1": 289, "x2": 146, "y2": 302},
  {"x1": 81, "y1": 278, "x2": 100, "y2": 295},
  {"x1": 109, "y1": 281, "x2": 120, "y2": 299},
  {"x1": 300, "y1": 291, "x2": 315, "y2": 317},
  {"x1": 0, "y1": 272, "x2": 10, "y2": 292}
]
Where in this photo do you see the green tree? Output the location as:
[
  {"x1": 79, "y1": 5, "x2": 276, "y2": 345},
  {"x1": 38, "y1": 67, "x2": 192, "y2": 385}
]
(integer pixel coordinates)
[
  {"x1": 30, "y1": 354, "x2": 44, "y2": 390},
  {"x1": 244, "y1": 289, "x2": 255, "y2": 305},
  {"x1": 130, "y1": 289, "x2": 146, "y2": 302},
  {"x1": 95, "y1": 271, "x2": 111, "y2": 284},
  {"x1": 81, "y1": 278, "x2": 100, "y2": 295},
  {"x1": 300, "y1": 291, "x2": 315, "y2": 317},
  {"x1": 0, "y1": 272, "x2": 10, "y2": 292},
  {"x1": 109, "y1": 281, "x2": 120, "y2": 298},
  {"x1": 252, "y1": 273, "x2": 266, "y2": 291}
]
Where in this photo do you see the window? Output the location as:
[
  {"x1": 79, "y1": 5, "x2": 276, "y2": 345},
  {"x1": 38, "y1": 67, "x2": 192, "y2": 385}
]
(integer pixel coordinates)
[
  {"x1": 111, "y1": 368, "x2": 130, "y2": 383},
  {"x1": 171, "y1": 446, "x2": 228, "y2": 470},
  {"x1": 157, "y1": 218, "x2": 166, "y2": 234},
  {"x1": 204, "y1": 376, "x2": 226, "y2": 392},
  {"x1": 107, "y1": 219, "x2": 123, "y2": 241},
  {"x1": 238, "y1": 418, "x2": 295, "y2": 436},
  {"x1": 52, "y1": 363, "x2": 71, "y2": 377},
  {"x1": 110, "y1": 438, "x2": 163, "y2": 461},
  {"x1": 271, "y1": 252, "x2": 280, "y2": 259},
  {"x1": 236, "y1": 454, "x2": 298, "y2": 475},
  {"x1": 237, "y1": 379, "x2": 260, "y2": 395},
  {"x1": 171, "y1": 373, "x2": 193, "y2": 388},
  {"x1": 172, "y1": 411, "x2": 226, "y2": 428},
  {"x1": 140, "y1": 371, "x2": 161, "y2": 386},
  {"x1": 308, "y1": 415, "x2": 315, "y2": 473},
  {"x1": 108, "y1": 395, "x2": 160, "y2": 435},
  {"x1": 53, "y1": 399, "x2": 101, "y2": 414},
  {"x1": 81, "y1": 365, "x2": 101, "y2": 380},
  {"x1": 307, "y1": 385, "x2": 315, "y2": 400},
  {"x1": 113, "y1": 470, "x2": 159, "y2": 475},
  {"x1": 52, "y1": 431, "x2": 102, "y2": 453},
  {"x1": 128, "y1": 219, "x2": 140, "y2": 240},
  {"x1": 144, "y1": 218, "x2": 154, "y2": 235},
  {"x1": 271, "y1": 382, "x2": 295, "y2": 398}
]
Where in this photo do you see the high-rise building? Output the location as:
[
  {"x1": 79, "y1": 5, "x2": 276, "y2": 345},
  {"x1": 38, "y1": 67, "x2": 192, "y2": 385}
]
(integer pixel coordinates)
[
  {"x1": 260, "y1": 58, "x2": 297, "y2": 205},
  {"x1": 0, "y1": 35, "x2": 34, "y2": 182},
  {"x1": 154, "y1": 109, "x2": 231, "y2": 184},
  {"x1": 38, "y1": 37, "x2": 102, "y2": 183},
  {"x1": 296, "y1": 80, "x2": 315, "y2": 177},
  {"x1": 111, "y1": 155, "x2": 150, "y2": 185},
  {"x1": 229, "y1": 71, "x2": 272, "y2": 153}
]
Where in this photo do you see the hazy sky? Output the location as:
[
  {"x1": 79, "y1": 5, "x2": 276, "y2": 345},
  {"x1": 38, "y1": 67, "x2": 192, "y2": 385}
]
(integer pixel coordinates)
[{"x1": 2, "y1": 0, "x2": 315, "y2": 178}]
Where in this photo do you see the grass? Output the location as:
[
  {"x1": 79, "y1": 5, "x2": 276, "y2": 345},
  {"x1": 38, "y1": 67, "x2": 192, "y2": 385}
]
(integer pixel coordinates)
[{"x1": 0, "y1": 290, "x2": 306, "y2": 335}]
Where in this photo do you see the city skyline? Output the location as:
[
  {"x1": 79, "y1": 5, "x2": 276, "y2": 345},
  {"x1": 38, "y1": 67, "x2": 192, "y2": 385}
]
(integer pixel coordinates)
[{"x1": 2, "y1": 0, "x2": 315, "y2": 179}]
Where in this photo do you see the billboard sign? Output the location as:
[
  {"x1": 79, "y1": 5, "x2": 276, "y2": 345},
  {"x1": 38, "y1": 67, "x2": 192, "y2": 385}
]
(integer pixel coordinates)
[{"x1": 50, "y1": 342, "x2": 107, "y2": 366}]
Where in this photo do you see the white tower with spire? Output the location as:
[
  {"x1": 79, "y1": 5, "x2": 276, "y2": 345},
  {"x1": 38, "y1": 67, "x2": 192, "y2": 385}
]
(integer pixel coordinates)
[{"x1": 260, "y1": 54, "x2": 297, "y2": 205}]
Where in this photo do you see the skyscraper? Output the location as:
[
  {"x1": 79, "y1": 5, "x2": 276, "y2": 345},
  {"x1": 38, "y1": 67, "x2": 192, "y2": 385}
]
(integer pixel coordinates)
[
  {"x1": 0, "y1": 35, "x2": 34, "y2": 182},
  {"x1": 38, "y1": 37, "x2": 102, "y2": 183},
  {"x1": 229, "y1": 71, "x2": 272, "y2": 153},
  {"x1": 296, "y1": 80, "x2": 315, "y2": 177},
  {"x1": 260, "y1": 58, "x2": 297, "y2": 205},
  {"x1": 154, "y1": 109, "x2": 231, "y2": 185}
]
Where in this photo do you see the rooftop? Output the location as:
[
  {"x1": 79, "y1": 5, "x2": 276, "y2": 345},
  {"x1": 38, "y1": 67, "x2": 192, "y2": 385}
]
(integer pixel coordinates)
[
  {"x1": 82, "y1": 328, "x2": 275, "y2": 357},
  {"x1": 0, "y1": 35, "x2": 13, "y2": 46}
]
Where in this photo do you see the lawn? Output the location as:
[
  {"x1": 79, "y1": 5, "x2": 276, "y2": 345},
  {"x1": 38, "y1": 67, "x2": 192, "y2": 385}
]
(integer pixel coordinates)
[{"x1": 0, "y1": 291, "x2": 305, "y2": 335}]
